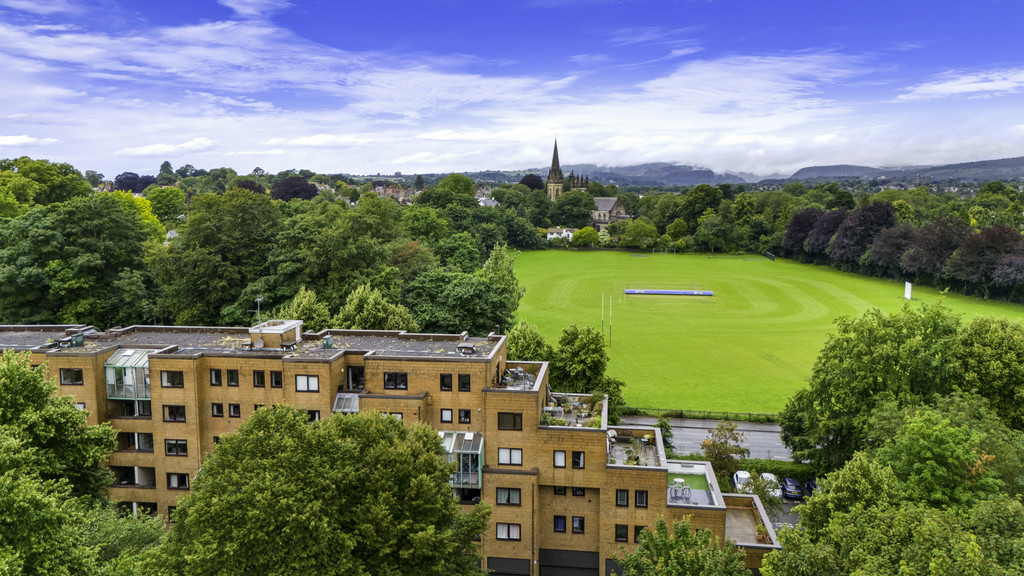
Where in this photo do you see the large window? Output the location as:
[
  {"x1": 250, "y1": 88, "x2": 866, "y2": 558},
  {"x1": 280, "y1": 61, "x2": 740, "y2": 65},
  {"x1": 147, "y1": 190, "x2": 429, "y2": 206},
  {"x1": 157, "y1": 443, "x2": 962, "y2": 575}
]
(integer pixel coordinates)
[
  {"x1": 496, "y1": 487, "x2": 521, "y2": 506},
  {"x1": 553, "y1": 450, "x2": 566, "y2": 468},
  {"x1": 634, "y1": 526, "x2": 645, "y2": 543},
  {"x1": 164, "y1": 439, "x2": 188, "y2": 456},
  {"x1": 163, "y1": 405, "x2": 185, "y2": 422},
  {"x1": 616, "y1": 489, "x2": 629, "y2": 506},
  {"x1": 615, "y1": 524, "x2": 628, "y2": 542},
  {"x1": 161, "y1": 371, "x2": 184, "y2": 388},
  {"x1": 635, "y1": 490, "x2": 648, "y2": 508},
  {"x1": 554, "y1": 515, "x2": 566, "y2": 533},
  {"x1": 59, "y1": 368, "x2": 84, "y2": 386},
  {"x1": 553, "y1": 486, "x2": 566, "y2": 496},
  {"x1": 211, "y1": 403, "x2": 223, "y2": 417},
  {"x1": 458, "y1": 409, "x2": 471, "y2": 424},
  {"x1": 167, "y1": 473, "x2": 189, "y2": 490},
  {"x1": 228, "y1": 403, "x2": 241, "y2": 418},
  {"x1": 384, "y1": 373, "x2": 407, "y2": 390},
  {"x1": 498, "y1": 448, "x2": 522, "y2": 465},
  {"x1": 458, "y1": 374, "x2": 471, "y2": 391},
  {"x1": 270, "y1": 371, "x2": 282, "y2": 388},
  {"x1": 440, "y1": 409, "x2": 453, "y2": 423},
  {"x1": 209, "y1": 369, "x2": 222, "y2": 386},
  {"x1": 572, "y1": 516, "x2": 585, "y2": 534},
  {"x1": 497, "y1": 412, "x2": 522, "y2": 430},
  {"x1": 253, "y1": 371, "x2": 265, "y2": 388},
  {"x1": 572, "y1": 450, "x2": 585, "y2": 469},
  {"x1": 496, "y1": 523, "x2": 521, "y2": 541},
  {"x1": 572, "y1": 487, "x2": 585, "y2": 497},
  {"x1": 440, "y1": 374, "x2": 452, "y2": 391},
  {"x1": 296, "y1": 375, "x2": 319, "y2": 392},
  {"x1": 227, "y1": 369, "x2": 239, "y2": 387}
]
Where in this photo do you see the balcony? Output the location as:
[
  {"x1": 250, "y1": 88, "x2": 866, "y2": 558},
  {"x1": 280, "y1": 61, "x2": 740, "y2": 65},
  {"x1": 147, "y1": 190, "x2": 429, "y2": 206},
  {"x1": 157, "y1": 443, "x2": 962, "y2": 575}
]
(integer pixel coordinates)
[
  {"x1": 105, "y1": 349, "x2": 151, "y2": 400},
  {"x1": 115, "y1": 432, "x2": 154, "y2": 453},
  {"x1": 110, "y1": 465, "x2": 156, "y2": 489},
  {"x1": 543, "y1": 392, "x2": 606, "y2": 428},
  {"x1": 439, "y1": 431, "x2": 483, "y2": 489},
  {"x1": 607, "y1": 430, "x2": 660, "y2": 467},
  {"x1": 666, "y1": 461, "x2": 716, "y2": 506}
]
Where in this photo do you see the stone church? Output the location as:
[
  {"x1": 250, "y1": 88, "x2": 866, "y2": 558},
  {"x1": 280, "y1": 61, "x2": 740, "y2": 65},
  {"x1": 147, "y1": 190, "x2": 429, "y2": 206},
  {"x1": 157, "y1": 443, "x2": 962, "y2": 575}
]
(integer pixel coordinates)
[{"x1": 546, "y1": 139, "x2": 588, "y2": 202}]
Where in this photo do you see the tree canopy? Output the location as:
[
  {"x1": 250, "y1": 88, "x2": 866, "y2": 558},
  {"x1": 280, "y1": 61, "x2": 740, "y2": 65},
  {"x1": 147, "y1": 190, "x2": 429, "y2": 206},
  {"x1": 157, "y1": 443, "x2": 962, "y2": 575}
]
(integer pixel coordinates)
[{"x1": 615, "y1": 517, "x2": 748, "y2": 576}]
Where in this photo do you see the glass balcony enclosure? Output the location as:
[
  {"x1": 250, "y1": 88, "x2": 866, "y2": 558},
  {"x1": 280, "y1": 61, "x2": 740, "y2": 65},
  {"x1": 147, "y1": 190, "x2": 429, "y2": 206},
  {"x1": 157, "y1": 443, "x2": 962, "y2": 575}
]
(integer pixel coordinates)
[
  {"x1": 105, "y1": 349, "x2": 151, "y2": 400},
  {"x1": 440, "y1": 431, "x2": 483, "y2": 489}
]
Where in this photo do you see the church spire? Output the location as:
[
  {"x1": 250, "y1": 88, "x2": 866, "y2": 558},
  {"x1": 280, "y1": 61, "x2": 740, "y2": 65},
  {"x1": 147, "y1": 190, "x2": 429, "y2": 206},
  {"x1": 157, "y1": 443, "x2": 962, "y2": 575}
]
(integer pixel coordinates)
[{"x1": 548, "y1": 139, "x2": 563, "y2": 183}]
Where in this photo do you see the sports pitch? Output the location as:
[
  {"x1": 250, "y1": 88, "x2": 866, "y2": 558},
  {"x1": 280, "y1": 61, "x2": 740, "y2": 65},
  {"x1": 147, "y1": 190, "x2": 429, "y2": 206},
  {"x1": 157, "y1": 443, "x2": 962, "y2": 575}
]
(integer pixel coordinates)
[{"x1": 514, "y1": 250, "x2": 1024, "y2": 414}]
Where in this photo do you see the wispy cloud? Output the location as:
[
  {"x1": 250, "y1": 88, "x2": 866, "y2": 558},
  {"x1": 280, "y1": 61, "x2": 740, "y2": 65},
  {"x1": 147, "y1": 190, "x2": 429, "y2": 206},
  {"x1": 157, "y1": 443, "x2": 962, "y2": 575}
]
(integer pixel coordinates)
[
  {"x1": 218, "y1": 0, "x2": 292, "y2": 18},
  {"x1": 898, "y1": 68, "x2": 1024, "y2": 100},
  {"x1": 0, "y1": 0, "x2": 77, "y2": 14},
  {"x1": 0, "y1": 134, "x2": 58, "y2": 146},
  {"x1": 265, "y1": 134, "x2": 371, "y2": 147},
  {"x1": 609, "y1": 26, "x2": 698, "y2": 47},
  {"x1": 117, "y1": 138, "x2": 217, "y2": 157}
]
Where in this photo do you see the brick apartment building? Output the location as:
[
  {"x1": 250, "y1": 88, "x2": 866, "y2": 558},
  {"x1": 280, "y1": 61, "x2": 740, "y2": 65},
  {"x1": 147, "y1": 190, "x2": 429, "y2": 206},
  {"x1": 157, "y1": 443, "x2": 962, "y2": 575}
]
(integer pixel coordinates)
[{"x1": 2, "y1": 321, "x2": 779, "y2": 575}]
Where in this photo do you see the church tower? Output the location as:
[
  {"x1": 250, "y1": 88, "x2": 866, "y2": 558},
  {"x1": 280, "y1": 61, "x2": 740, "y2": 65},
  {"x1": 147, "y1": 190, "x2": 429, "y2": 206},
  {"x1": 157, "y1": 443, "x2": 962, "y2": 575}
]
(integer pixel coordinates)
[{"x1": 546, "y1": 139, "x2": 564, "y2": 202}]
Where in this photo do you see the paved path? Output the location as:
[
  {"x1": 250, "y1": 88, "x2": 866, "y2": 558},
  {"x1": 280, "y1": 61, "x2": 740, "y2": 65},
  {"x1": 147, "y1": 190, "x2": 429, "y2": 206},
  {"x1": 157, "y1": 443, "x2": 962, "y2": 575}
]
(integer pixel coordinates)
[{"x1": 619, "y1": 416, "x2": 792, "y2": 461}]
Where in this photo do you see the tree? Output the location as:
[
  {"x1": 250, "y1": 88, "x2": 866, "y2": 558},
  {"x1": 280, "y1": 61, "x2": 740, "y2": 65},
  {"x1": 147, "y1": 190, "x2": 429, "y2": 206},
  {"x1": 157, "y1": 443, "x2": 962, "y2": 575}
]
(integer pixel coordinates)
[
  {"x1": 619, "y1": 219, "x2": 659, "y2": 249},
  {"x1": 272, "y1": 286, "x2": 332, "y2": 331},
  {"x1": 149, "y1": 408, "x2": 489, "y2": 575},
  {"x1": 865, "y1": 223, "x2": 915, "y2": 278},
  {"x1": 827, "y1": 202, "x2": 894, "y2": 264},
  {"x1": 804, "y1": 209, "x2": 847, "y2": 257},
  {"x1": 506, "y1": 321, "x2": 553, "y2": 361},
  {"x1": 680, "y1": 184, "x2": 724, "y2": 232},
  {"x1": 113, "y1": 172, "x2": 156, "y2": 195},
  {"x1": 333, "y1": 283, "x2": 419, "y2": 331},
  {"x1": 518, "y1": 174, "x2": 544, "y2": 190},
  {"x1": 615, "y1": 517, "x2": 748, "y2": 576},
  {"x1": 944, "y1": 223, "x2": 1023, "y2": 298},
  {"x1": 551, "y1": 189, "x2": 596, "y2": 228},
  {"x1": 694, "y1": 208, "x2": 728, "y2": 253},
  {"x1": 701, "y1": 421, "x2": 749, "y2": 488},
  {"x1": 550, "y1": 324, "x2": 607, "y2": 393},
  {"x1": 144, "y1": 186, "x2": 186, "y2": 224},
  {"x1": 270, "y1": 175, "x2": 319, "y2": 201},
  {"x1": 414, "y1": 174, "x2": 425, "y2": 190},
  {"x1": 571, "y1": 226, "x2": 599, "y2": 248},
  {"x1": 901, "y1": 215, "x2": 971, "y2": 281},
  {"x1": 3, "y1": 157, "x2": 92, "y2": 204}
]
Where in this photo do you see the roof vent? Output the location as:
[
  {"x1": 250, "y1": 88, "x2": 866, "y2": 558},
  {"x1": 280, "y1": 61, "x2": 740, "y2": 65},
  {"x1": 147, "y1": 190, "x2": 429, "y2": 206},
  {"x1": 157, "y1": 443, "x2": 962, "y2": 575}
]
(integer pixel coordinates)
[{"x1": 457, "y1": 343, "x2": 475, "y2": 356}]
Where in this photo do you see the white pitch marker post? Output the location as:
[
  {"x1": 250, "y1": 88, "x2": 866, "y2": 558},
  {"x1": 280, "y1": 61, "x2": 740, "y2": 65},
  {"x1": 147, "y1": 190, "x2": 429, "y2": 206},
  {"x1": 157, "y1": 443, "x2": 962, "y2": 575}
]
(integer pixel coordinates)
[{"x1": 905, "y1": 281, "x2": 912, "y2": 300}]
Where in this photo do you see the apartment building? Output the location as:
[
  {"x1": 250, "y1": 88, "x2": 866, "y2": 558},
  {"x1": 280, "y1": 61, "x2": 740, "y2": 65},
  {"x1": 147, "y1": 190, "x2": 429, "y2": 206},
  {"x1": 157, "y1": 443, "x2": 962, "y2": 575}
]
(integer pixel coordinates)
[{"x1": 2, "y1": 321, "x2": 779, "y2": 575}]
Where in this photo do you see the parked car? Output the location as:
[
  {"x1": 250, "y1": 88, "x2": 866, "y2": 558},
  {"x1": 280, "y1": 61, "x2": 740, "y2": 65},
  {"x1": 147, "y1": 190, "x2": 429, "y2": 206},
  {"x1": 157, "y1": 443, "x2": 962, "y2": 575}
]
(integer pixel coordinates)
[
  {"x1": 804, "y1": 479, "x2": 819, "y2": 497},
  {"x1": 760, "y1": 472, "x2": 782, "y2": 499},
  {"x1": 733, "y1": 470, "x2": 751, "y2": 491},
  {"x1": 782, "y1": 477, "x2": 803, "y2": 499}
]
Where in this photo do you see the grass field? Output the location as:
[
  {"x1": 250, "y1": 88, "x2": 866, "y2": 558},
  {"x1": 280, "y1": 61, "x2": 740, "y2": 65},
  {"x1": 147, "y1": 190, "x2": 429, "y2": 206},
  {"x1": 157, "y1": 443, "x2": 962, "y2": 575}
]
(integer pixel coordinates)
[{"x1": 515, "y1": 250, "x2": 1024, "y2": 414}]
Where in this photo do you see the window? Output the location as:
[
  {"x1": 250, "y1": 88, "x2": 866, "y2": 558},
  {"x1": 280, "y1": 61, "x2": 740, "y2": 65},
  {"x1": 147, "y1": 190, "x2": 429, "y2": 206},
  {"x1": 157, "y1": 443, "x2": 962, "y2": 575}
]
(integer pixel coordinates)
[
  {"x1": 634, "y1": 526, "x2": 645, "y2": 543},
  {"x1": 553, "y1": 450, "x2": 566, "y2": 468},
  {"x1": 308, "y1": 410, "x2": 321, "y2": 422},
  {"x1": 296, "y1": 375, "x2": 319, "y2": 392},
  {"x1": 226, "y1": 369, "x2": 238, "y2": 387},
  {"x1": 615, "y1": 524, "x2": 628, "y2": 542},
  {"x1": 161, "y1": 371, "x2": 184, "y2": 388},
  {"x1": 211, "y1": 403, "x2": 223, "y2": 417},
  {"x1": 635, "y1": 490, "x2": 648, "y2": 508},
  {"x1": 167, "y1": 506, "x2": 177, "y2": 521},
  {"x1": 253, "y1": 371, "x2": 265, "y2": 388},
  {"x1": 553, "y1": 486, "x2": 566, "y2": 495},
  {"x1": 572, "y1": 451, "x2": 585, "y2": 469},
  {"x1": 228, "y1": 403, "x2": 240, "y2": 418},
  {"x1": 75, "y1": 402, "x2": 86, "y2": 410},
  {"x1": 498, "y1": 448, "x2": 522, "y2": 465},
  {"x1": 572, "y1": 487, "x2": 585, "y2": 497},
  {"x1": 440, "y1": 409, "x2": 453, "y2": 423},
  {"x1": 458, "y1": 374, "x2": 471, "y2": 391},
  {"x1": 389, "y1": 412, "x2": 403, "y2": 420},
  {"x1": 163, "y1": 405, "x2": 185, "y2": 422},
  {"x1": 440, "y1": 373, "x2": 452, "y2": 391},
  {"x1": 616, "y1": 489, "x2": 629, "y2": 507},
  {"x1": 213, "y1": 436, "x2": 220, "y2": 444},
  {"x1": 270, "y1": 371, "x2": 282, "y2": 388},
  {"x1": 164, "y1": 439, "x2": 188, "y2": 456},
  {"x1": 209, "y1": 369, "x2": 222, "y2": 386},
  {"x1": 384, "y1": 372, "x2": 407, "y2": 390},
  {"x1": 167, "y1": 473, "x2": 189, "y2": 490},
  {"x1": 554, "y1": 515, "x2": 566, "y2": 532},
  {"x1": 496, "y1": 487, "x2": 521, "y2": 505},
  {"x1": 458, "y1": 409, "x2": 471, "y2": 424},
  {"x1": 59, "y1": 368, "x2": 83, "y2": 386},
  {"x1": 497, "y1": 412, "x2": 522, "y2": 430},
  {"x1": 254, "y1": 403, "x2": 265, "y2": 412},
  {"x1": 496, "y1": 523, "x2": 521, "y2": 541},
  {"x1": 572, "y1": 516, "x2": 585, "y2": 534}
]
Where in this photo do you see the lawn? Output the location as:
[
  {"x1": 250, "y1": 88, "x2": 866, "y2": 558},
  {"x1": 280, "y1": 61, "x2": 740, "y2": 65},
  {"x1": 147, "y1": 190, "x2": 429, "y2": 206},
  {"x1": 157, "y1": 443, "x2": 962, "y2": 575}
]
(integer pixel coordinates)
[{"x1": 514, "y1": 250, "x2": 1024, "y2": 414}]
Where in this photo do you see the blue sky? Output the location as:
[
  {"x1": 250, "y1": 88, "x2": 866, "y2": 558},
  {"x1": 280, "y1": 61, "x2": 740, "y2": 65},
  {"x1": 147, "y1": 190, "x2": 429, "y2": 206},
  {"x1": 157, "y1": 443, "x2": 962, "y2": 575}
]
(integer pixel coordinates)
[{"x1": 2, "y1": 0, "x2": 1024, "y2": 179}]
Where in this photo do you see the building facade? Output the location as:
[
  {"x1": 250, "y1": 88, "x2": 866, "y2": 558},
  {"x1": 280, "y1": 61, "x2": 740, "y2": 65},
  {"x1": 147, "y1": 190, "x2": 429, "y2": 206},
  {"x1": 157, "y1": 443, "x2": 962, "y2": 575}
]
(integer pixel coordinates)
[{"x1": 4, "y1": 321, "x2": 778, "y2": 575}]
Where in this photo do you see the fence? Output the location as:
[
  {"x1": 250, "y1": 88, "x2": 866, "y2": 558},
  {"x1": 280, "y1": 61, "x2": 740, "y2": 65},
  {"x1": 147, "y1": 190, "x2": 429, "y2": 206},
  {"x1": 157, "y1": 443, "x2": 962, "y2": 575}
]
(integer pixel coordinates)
[{"x1": 623, "y1": 406, "x2": 778, "y2": 423}]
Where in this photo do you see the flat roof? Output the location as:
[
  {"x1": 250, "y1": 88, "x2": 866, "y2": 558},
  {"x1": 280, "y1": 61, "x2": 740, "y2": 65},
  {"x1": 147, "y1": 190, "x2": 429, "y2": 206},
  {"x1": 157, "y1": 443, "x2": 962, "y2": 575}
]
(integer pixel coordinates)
[{"x1": 0, "y1": 325, "x2": 86, "y2": 350}]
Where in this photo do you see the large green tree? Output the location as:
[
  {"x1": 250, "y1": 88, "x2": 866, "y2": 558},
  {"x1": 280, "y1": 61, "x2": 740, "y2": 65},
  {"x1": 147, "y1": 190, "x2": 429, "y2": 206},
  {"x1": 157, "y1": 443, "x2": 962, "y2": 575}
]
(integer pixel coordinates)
[
  {"x1": 149, "y1": 407, "x2": 489, "y2": 575},
  {"x1": 615, "y1": 517, "x2": 748, "y2": 576},
  {"x1": 333, "y1": 283, "x2": 419, "y2": 331}
]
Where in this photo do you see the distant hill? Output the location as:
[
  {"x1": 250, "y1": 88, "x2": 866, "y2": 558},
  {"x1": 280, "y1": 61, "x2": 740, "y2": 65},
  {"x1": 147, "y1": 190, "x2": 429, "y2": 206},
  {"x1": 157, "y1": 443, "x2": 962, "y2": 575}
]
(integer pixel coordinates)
[
  {"x1": 790, "y1": 165, "x2": 884, "y2": 179},
  {"x1": 479, "y1": 162, "x2": 746, "y2": 187}
]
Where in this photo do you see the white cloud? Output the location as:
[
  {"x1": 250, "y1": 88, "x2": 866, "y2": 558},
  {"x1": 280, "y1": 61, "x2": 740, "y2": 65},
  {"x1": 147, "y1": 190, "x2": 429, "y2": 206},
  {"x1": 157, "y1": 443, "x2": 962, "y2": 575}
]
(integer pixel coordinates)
[
  {"x1": 0, "y1": 134, "x2": 58, "y2": 146},
  {"x1": 898, "y1": 68, "x2": 1024, "y2": 100},
  {"x1": 264, "y1": 134, "x2": 371, "y2": 147},
  {"x1": 0, "y1": 0, "x2": 77, "y2": 14},
  {"x1": 117, "y1": 138, "x2": 217, "y2": 156},
  {"x1": 217, "y1": 0, "x2": 291, "y2": 18}
]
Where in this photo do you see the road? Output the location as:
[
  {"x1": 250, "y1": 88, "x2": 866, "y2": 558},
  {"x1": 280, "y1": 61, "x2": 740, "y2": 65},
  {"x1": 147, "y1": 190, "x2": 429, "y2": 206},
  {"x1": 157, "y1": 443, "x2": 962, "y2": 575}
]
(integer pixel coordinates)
[{"x1": 618, "y1": 416, "x2": 792, "y2": 461}]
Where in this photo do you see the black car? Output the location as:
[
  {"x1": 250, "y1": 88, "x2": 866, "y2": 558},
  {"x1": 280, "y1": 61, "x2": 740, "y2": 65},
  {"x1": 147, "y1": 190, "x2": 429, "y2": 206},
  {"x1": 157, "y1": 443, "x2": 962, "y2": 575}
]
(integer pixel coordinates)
[
  {"x1": 803, "y1": 479, "x2": 819, "y2": 497},
  {"x1": 782, "y1": 477, "x2": 803, "y2": 499}
]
